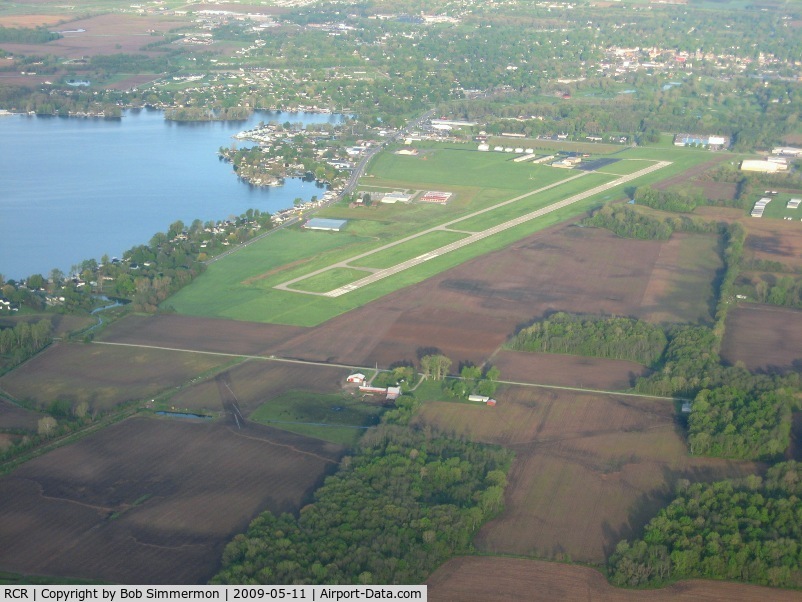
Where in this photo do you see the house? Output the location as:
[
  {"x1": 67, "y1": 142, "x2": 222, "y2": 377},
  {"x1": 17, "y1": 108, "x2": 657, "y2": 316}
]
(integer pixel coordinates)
[{"x1": 346, "y1": 373, "x2": 366, "y2": 384}]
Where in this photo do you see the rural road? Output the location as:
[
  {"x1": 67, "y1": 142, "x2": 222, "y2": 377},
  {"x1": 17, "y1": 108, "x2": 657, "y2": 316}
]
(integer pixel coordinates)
[
  {"x1": 275, "y1": 160, "x2": 671, "y2": 296},
  {"x1": 92, "y1": 340, "x2": 683, "y2": 401}
]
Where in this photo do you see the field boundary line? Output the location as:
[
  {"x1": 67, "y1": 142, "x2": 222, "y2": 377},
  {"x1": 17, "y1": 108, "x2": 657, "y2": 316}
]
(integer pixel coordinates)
[{"x1": 92, "y1": 341, "x2": 687, "y2": 401}]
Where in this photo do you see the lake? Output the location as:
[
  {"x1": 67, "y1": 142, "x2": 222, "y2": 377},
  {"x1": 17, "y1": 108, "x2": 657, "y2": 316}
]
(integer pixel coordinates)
[{"x1": 0, "y1": 109, "x2": 346, "y2": 280}]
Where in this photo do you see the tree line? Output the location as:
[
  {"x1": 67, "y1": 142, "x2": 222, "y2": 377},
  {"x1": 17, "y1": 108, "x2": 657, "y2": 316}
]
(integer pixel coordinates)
[
  {"x1": 609, "y1": 461, "x2": 802, "y2": 589},
  {"x1": 507, "y1": 312, "x2": 668, "y2": 366},
  {"x1": 0, "y1": 26, "x2": 60, "y2": 44},
  {"x1": 0, "y1": 318, "x2": 52, "y2": 374},
  {"x1": 212, "y1": 424, "x2": 514, "y2": 585},
  {"x1": 583, "y1": 204, "x2": 719, "y2": 241}
]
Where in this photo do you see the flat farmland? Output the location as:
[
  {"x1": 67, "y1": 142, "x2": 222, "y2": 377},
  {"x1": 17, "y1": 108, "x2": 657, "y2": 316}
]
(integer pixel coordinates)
[
  {"x1": 491, "y1": 350, "x2": 649, "y2": 391},
  {"x1": 721, "y1": 303, "x2": 802, "y2": 371},
  {"x1": 111, "y1": 223, "x2": 720, "y2": 379},
  {"x1": 0, "y1": 341, "x2": 235, "y2": 412},
  {"x1": 413, "y1": 387, "x2": 757, "y2": 563},
  {"x1": 0, "y1": 15, "x2": 66, "y2": 27},
  {"x1": 637, "y1": 232, "x2": 721, "y2": 324},
  {"x1": 98, "y1": 314, "x2": 306, "y2": 356},
  {"x1": 0, "y1": 14, "x2": 188, "y2": 58},
  {"x1": 0, "y1": 416, "x2": 343, "y2": 584},
  {"x1": 0, "y1": 400, "x2": 39, "y2": 431},
  {"x1": 743, "y1": 217, "x2": 802, "y2": 271},
  {"x1": 427, "y1": 557, "x2": 802, "y2": 602},
  {"x1": 167, "y1": 361, "x2": 352, "y2": 419}
]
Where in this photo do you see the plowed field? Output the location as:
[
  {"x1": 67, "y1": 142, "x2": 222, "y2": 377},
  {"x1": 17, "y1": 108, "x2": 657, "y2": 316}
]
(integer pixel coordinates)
[
  {"x1": 721, "y1": 304, "x2": 802, "y2": 371},
  {"x1": 0, "y1": 341, "x2": 234, "y2": 412},
  {"x1": 414, "y1": 386, "x2": 757, "y2": 563},
  {"x1": 490, "y1": 350, "x2": 649, "y2": 391},
  {"x1": 0, "y1": 14, "x2": 186, "y2": 58},
  {"x1": 427, "y1": 557, "x2": 802, "y2": 602},
  {"x1": 0, "y1": 416, "x2": 343, "y2": 584}
]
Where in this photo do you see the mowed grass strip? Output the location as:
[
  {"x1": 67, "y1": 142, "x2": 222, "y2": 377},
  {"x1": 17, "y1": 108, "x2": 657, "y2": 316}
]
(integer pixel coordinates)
[
  {"x1": 349, "y1": 230, "x2": 470, "y2": 269},
  {"x1": 366, "y1": 147, "x2": 573, "y2": 192},
  {"x1": 289, "y1": 268, "x2": 370, "y2": 293},
  {"x1": 249, "y1": 390, "x2": 383, "y2": 446},
  {"x1": 450, "y1": 172, "x2": 614, "y2": 232}
]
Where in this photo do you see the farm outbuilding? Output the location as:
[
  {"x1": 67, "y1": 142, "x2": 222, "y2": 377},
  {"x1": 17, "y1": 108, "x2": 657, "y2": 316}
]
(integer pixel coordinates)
[{"x1": 346, "y1": 373, "x2": 366, "y2": 384}]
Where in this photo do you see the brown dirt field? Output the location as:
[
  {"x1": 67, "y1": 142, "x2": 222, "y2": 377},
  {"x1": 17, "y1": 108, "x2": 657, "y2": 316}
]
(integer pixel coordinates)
[
  {"x1": 638, "y1": 232, "x2": 720, "y2": 324},
  {"x1": 414, "y1": 387, "x2": 757, "y2": 563},
  {"x1": 169, "y1": 360, "x2": 351, "y2": 418},
  {"x1": 695, "y1": 180, "x2": 738, "y2": 201},
  {"x1": 490, "y1": 350, "x2": 648, "y2": 391},
  {"x1": 742, "y1": 218, "x2": 802, "y2": 271},
  {"x1": 721, "y1": 304, "x2": 802, "y2": 371},
  {"x1": 99, "y1": 314, "x2": 306, "y2": 357},
  {"x1": 275, "y1": 227, "x2": 717, "y2": 369},
  {"x1": 104, "y1": 226, "x2": 720, "y2": 382},
  {"x1": 427, "y1": 557, "x2": 802, "y2": 602},
  {"x1": 0, "y1": 14, "x2": 187, "y2": 58},
  {"x1": 0, "y1": 341, "x2": 233, "y2": 412},
  {"x1": 0, "y1": 416, "x2": 343, "y2": 584},
  {"x1": 0, "y1": 15, "x2": 66, "y2": 27},
  {"x1": 693, "y1": 206, "x2": 745, "y2": 222},
  {"x1": 0, "y1": 399, "x2": 39, "y2": 430},
  {"x1": 0, "y1": 73, "x2": 53, "y2": 87}
]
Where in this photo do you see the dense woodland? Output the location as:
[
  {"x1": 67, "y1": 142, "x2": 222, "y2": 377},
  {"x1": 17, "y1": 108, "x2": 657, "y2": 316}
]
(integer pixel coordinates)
[
  {"x1": 609, "y1": 462, "x2": 802, "y2": 589},
  {"x1": 0, "y1": 318, "x2": 52, "y2": 374},
  {"x1": 508, "y1": 312, "x2": 668, "y2": 366},
  {"x1": 212, "y1": 425, "x2": 513, "y2": 585}
]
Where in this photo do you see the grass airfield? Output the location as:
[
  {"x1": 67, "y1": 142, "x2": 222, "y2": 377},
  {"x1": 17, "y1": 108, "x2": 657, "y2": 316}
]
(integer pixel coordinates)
[{"x1": 167, "y1": 143, "x2": 714, "y2": 326}]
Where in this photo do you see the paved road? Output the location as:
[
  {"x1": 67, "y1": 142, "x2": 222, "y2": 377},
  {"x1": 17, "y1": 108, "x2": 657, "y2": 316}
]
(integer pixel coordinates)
[{"x1": 275, "y1": 160, "x2": 671, "y2": 296}]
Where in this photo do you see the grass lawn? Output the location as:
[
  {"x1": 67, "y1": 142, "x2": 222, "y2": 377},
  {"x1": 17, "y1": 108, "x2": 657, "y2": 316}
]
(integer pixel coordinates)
[
  {"x1": 249, "y1": 390, "x2": 383, "y2": 446},
  {"x1": 450, "y1": 172, "x2": 613, "y2": 232},
  {"x1": 290, "y1": 268, "x2": 370, "y2": 293},
  {"x1": 365, "y1": 146, "x2": 573, "y2": 193},
  {"x1": 350, "y1": 230, "x2": 470, "y2": 269},
  {"x1": 751, "y1": 193, "x2": 802, "y2": 221}
]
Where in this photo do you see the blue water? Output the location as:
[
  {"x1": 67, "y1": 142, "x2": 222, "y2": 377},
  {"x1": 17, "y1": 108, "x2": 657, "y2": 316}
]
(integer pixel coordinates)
[{"x1": 0, "y1": 109, "x2": 345, "y2": 280}]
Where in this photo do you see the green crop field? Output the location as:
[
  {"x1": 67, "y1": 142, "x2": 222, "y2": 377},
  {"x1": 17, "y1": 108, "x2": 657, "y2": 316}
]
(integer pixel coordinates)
[
  {"x1": 249, "y1": 390, "x2": 383, "y2": 446},
  {"x1": 166, "y1": 143, "x2": 720, "y2": 326}
]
